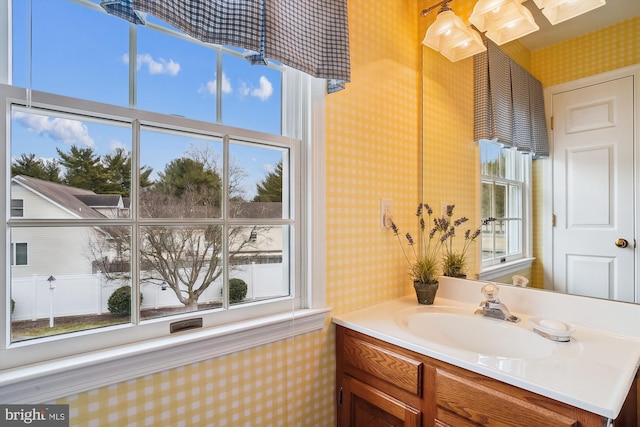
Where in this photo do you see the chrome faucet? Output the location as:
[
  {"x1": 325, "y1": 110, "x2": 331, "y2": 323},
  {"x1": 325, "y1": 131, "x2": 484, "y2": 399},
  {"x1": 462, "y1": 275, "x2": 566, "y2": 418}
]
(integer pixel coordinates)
[{"x1": 474, "y1": 283, "x2": 520, "y2": 323}]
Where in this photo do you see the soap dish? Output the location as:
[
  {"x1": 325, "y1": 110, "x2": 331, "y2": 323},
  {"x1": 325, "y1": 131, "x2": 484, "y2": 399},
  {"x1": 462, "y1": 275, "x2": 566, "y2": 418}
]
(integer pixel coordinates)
[{"x1": 529, "y1": 317, "x2": 575, "y2": 342}]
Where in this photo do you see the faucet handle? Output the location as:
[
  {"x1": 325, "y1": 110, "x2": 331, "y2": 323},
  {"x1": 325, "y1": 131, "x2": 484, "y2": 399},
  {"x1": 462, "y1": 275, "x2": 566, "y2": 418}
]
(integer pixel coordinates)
[{"x1": 481, "y1": 283, "x2": 500, "y2": 301}]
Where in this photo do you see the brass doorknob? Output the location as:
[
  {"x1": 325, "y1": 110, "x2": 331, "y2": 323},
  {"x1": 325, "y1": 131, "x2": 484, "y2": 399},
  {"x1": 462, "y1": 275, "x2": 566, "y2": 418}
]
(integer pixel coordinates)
[{"x1": 615, "y1": 238, "x2": 629, "y2": 248}]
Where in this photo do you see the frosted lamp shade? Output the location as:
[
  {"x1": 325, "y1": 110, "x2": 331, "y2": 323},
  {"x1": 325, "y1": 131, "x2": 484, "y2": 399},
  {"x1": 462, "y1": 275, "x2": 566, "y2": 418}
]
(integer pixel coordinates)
[
  {"x1": 533, "y1": 0, "x2": 606, "y2": 25},
  {"x1": 469, "y1": 0, "x2": 511, "y2": 32},
  {"x1": 423, "y1": 10, "x2": 487, "y2": 61},
  {"x1": 423, "y1": 10, "x2": 465, "y2": 51},
  {"x1": 470, "y1": 0, "x2": 539, "y2": 45},
  {"x1": 439, "y1": 27, "x2": 486, "y2": 62}
]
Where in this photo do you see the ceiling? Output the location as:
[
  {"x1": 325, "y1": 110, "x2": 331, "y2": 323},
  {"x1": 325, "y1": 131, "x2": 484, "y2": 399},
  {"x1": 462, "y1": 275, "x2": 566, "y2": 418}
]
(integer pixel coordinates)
[{"x1": 518, "y1": 0, "x2": 640, "y2": 50}]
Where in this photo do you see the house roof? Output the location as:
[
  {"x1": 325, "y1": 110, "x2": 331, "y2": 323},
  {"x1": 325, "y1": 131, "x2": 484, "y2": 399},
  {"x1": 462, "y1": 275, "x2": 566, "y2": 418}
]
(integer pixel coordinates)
[
  {"x1": 11, "y1": 175, "x2": 120, "y2": 219},
  {"x1": 12, "y1": 175, "x2": 282, "y2": 220},
  {"x1": 75, "y1": 194, "x2": 124, "y2": 209}
]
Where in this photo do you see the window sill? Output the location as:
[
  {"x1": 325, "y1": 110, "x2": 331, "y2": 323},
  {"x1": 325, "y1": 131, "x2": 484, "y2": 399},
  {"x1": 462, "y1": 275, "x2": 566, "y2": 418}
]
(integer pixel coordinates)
[
  {"x1": 0, "y1": 308, "x2": 330, "y2": 404},
  {"x1": 478, "y1": 258, "x2": 535, "y2": 282}
]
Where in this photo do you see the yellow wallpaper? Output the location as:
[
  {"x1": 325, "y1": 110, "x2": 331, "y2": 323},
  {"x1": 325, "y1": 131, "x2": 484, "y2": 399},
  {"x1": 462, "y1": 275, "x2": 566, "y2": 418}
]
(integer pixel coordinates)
[
  {"x1": 51, "y1": 4, "x2": 639, "y2": 427},
  {"x1": 326, "y1": 0, "x2": 422, "y2": 315},
  {"x1": 420, "y1": 0, "x2": 480, "y2": 277},
  {"x1": 500, "y1": 40, "x2": 532, "y2": 73},
  {"x1": 53, "y1": 1, "x2": 423, "y2": 426},
  {"x1": 529, "y1": 16, "x2": 640, "y2": 288},
  {"x1": 532, "y1": 16, "x2": 640, "y2": 87}
]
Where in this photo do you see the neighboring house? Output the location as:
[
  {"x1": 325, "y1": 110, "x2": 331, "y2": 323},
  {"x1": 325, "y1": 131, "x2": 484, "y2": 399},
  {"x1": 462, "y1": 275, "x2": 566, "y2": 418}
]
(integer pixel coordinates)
[
  {"x1": 10, "y1": 175, "x2": 127, "y2": 278},
  {"x1": 10, "y1": 175, "x2": 283, "y2": 279}
]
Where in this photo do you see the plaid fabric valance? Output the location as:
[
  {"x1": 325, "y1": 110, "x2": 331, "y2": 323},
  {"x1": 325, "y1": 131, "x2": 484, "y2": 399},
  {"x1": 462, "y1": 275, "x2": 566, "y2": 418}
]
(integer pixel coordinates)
[
  {"x1": 474, "y1": 40, "x2": 549, "y2": 157},
  {"x1": 100, "y1": 0, "x2": 350, "y2": 93}
]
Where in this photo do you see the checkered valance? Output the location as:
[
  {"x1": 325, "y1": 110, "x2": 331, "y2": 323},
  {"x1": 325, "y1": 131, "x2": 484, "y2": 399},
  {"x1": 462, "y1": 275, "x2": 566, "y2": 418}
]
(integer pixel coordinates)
[
  {"x1": 100, "y1": 0, "x2": 350, "y2": 93},
  {"x1": 474, "y1": 40, "x2": 549, "y2": 157}
]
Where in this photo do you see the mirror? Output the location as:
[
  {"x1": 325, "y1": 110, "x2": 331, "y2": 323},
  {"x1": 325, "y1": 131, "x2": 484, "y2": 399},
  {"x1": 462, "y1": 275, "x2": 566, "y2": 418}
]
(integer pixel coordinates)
[{"x1": 420, "y1": 2, "x2": 640, "y2": 302}]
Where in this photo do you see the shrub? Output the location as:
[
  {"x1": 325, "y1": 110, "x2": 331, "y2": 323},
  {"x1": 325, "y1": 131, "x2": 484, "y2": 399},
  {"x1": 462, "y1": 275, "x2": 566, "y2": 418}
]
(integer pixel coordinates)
[
  {"x1": 228, "y1": 278, "x2": 248, "y2": 304},
  {"x1": 107, "y1": 285, "x2": 142, "y2": 317}
]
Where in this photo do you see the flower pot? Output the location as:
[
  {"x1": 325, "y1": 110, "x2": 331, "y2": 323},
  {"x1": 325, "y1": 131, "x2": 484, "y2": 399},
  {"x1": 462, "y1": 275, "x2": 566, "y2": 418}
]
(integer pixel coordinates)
[{"x1": 413, "y1": 280, "x2": 438, "y2": 305}]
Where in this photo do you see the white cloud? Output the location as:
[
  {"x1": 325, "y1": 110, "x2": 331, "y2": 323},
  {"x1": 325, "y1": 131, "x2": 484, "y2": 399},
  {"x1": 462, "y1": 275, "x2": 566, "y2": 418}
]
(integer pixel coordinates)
[
  {"x1": 238, "y1": 81, "x2": 250, "y2": 97},
  {"x1": 263, "y1": 163, "x2": 275, "y2": 173},
  {"x1": 221, "y1": 73, "x2": 232, "y2": 94},
  {"x1": 135, "y1": 53, "x2": 180, "y2": 76},
  {"x1": 13, "y1": 111, "x2": 95, "y2": 147},
  {"x1": 251, "y1": 76, "x2": 273, "y2": 101},
  {"x1": 109, "y1": 139, "x2": 127, "y2": 152},
  {"x1": 198, "y1": 80, "x2": 217, "y2": 95},
  {"x1": 198, "y1": 73, "x2": 233, "y2": 95}
]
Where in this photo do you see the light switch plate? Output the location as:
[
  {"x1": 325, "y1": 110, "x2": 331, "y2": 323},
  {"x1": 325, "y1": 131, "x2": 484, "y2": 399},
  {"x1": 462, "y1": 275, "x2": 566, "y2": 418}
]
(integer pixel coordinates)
[{"x1": 381, "y1": 199, "x2": 392, "y2": 228}]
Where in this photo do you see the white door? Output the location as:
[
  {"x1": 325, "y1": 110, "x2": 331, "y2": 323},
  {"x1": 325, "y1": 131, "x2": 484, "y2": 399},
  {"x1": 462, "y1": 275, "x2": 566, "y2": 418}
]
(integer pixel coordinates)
[{"x1": 552, "y1": 76, "x2": 635, "y2": 302}]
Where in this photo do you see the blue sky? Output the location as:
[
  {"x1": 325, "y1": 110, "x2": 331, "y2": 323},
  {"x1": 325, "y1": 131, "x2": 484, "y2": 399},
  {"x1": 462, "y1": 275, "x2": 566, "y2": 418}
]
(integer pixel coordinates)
[{"x1": 10, "y1": 0, "x2": 284, "y2": 199}]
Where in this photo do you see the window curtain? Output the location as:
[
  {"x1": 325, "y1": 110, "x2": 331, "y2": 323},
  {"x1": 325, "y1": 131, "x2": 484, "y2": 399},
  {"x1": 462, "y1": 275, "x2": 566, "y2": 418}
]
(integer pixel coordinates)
[
  {"x1": 100, "y1": 0, "x2": 350, "y2": 93},
  {"x1": 474, "y1": 40, "x2": 549, "y2": 157}
]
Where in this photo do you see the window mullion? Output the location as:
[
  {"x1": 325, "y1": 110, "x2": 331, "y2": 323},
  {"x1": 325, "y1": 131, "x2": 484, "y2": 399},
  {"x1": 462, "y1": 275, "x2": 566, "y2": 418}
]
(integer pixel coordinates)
[
  {"x1": 216, "y1": 49, "x2": 222, "y2": 124},
  {"x1": 129, "y1": 23, "x2": 137, "y2": 108},
  {"x1": 222, "y1": 134, "x2": 230, "y2": 308},
  {"x1": 131, "y1": 119, "x2": 141, "y2": 325}
]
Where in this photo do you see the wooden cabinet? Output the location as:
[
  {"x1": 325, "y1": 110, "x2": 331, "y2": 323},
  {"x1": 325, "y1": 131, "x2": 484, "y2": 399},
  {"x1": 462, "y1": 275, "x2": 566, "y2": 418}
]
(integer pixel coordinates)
[
  {"x1": 341, "y1": 376, "x2": 421, "y2": 427},
  {"x1": 336, "y1": 325, "x2": 637, "y2": 427}
]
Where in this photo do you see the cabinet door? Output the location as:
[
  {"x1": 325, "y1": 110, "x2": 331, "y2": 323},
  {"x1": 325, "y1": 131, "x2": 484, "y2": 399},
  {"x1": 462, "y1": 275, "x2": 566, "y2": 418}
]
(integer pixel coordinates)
[
  {"x1": 341, "y1": 376, "x2": 422, "y2": 427},
  {"x1": 436, "y1": 368, "x2": 583, "y2": 427}
]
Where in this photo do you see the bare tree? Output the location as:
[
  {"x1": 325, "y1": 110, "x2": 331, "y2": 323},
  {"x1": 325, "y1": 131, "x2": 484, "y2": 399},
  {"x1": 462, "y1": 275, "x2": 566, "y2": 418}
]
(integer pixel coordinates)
[{"x1": 88, "y1": 144, "x2": 272, "y2": 311}]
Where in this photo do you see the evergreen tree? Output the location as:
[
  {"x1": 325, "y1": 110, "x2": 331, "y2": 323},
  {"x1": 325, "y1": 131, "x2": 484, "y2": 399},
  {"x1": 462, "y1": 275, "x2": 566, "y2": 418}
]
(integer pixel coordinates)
[
  {"x1": 11, "y1": 153, "x2": 61, "y2": 182},
  {"x1": 102, "y1": 148, "x2": 153, "y2": 196},
  {"x1": 253, "y1": 161, "x2": 282, "y2": 202},
  {"x1": 155, "y1": 157, "x2": 221, "y2": 198},
  {"x1": 57, "y1": 146, "x2": 109, "y2": 192}
]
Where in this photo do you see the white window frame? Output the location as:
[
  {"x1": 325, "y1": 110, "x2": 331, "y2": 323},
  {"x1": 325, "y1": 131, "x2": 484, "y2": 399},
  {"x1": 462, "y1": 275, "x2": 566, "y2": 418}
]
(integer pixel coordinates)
[
  {"x1": 10, "y1": 199, "x2": 22, "y2": 217},
  {"x1": 10, "y1": 242, "x2": 27, "y2": 266},
  {"x1": 478, "y1": 140, "x2": 534, "y2": 281},
  {"x1": 0, "y1": 1, "x2": 327, "y2": 404}
]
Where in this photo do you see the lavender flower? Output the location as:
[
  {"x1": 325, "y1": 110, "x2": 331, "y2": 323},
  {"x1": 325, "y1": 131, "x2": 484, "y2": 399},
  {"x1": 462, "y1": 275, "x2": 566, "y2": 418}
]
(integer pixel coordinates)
[
  {"x1": 454, "y1": 217, "x2": 469, "y2": 227},
  {"x1": 445, "y1": 204, "x2": 455, "y2": 217},
  {"x1": 390, "y1": 202, "x2": 490, "y2": 282},
  {"x1": 405, "y1": 233, "x2": 414, "y2": 246},
  {"x1": 438, "y1": 205, "x2": 491, "y2": 277},
  {"x1": 390, "y1": 221, "x2": 399, "y2": 235}
]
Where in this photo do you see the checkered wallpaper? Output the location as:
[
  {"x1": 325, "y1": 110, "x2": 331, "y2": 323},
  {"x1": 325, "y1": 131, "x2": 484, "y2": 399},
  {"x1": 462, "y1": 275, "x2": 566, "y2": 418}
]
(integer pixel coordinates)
[
  {"x1": 51, "y1": 6, "x2": 639, "y2": 427},
  {"x1": 532, "y1": 16, "x2": 640, "y2": 88},
  {"x1": 53, "y1": 1, "x2": 422, "y2": 426}
]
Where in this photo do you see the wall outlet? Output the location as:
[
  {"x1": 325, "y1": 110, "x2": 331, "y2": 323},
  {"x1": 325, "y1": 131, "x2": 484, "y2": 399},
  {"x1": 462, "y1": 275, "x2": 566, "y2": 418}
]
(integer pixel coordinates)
[{"x1": 381, "y1": 199, "x2": 393, "y2": 229}]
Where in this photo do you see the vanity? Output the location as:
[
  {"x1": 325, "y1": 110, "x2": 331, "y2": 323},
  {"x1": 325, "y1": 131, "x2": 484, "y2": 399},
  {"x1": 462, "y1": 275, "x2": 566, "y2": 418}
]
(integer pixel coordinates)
[{"x1": 333, "y1": 277, "x2": 640, "y2": 426}]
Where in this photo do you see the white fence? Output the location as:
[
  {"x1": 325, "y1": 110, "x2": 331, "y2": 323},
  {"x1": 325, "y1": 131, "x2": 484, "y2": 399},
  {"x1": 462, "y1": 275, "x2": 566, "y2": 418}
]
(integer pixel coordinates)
[{"x1": 11, "y1": 263, "x2": 285, "y2": 321}]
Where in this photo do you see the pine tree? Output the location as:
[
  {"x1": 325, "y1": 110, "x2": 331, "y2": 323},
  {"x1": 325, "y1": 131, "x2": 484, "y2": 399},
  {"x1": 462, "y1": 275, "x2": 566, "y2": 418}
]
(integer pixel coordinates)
[
  {"x1": 11, "y1": 153, "x2": 61, "y2": 182},
  {"x1": 253, "y1": 160, "x2": 282, "y2": 202}
]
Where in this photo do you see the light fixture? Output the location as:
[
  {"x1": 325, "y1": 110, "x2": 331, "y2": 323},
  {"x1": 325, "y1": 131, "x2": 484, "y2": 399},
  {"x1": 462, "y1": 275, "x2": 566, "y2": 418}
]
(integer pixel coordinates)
[
  {"x1": 469, "y1": 0, "x2": 539, "y2": 45},
  {"x1": 533, "y1": 0, "x2": 606, "y2": 25},
  {"x1": 422, "y1": 0, "x2": 487, "y2": 62}
]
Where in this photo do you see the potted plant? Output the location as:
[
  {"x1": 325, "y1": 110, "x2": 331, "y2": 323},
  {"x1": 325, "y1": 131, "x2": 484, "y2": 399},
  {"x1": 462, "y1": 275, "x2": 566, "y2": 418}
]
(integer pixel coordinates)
[
  {"x1": 391, "y1": 203, "x2": 448, "y2": 305},
  {"x1": 439, "y1": 204, "x2": 495, "y2": 279}
]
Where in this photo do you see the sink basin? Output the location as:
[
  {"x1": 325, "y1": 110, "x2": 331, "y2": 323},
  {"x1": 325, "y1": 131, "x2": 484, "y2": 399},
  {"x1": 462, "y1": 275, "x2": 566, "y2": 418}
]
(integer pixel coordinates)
[{"x1": 396, "y1": 308, "x2": 555, "y2": 360}]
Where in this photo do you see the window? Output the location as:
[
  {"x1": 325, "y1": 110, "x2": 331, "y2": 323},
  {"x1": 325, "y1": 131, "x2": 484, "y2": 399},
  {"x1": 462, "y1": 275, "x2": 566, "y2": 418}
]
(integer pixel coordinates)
[
  {"x1": 10, "y1": 242, "x2": 27, "y2": 266},
  {"x1": 480, "y1": 139, "x2": 531, "y2": 269},
  {"x1": 1, "y1": 0, "x2": 326, "y2": 393},
  {"x1": 10, "y1": 199, "x2": 23, "y2": 217}
]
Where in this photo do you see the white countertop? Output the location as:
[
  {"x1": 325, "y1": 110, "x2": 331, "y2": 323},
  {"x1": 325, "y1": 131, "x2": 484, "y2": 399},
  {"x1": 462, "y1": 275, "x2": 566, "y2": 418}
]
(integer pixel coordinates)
[{"x1": 332, "y1": 277, "x2": 640, "y2": 420}]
